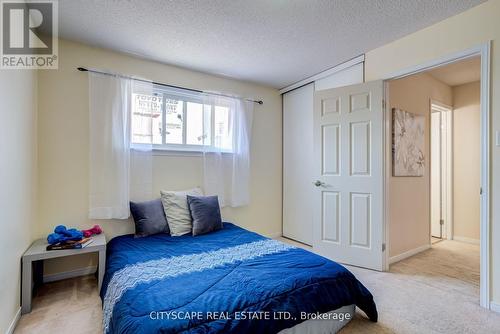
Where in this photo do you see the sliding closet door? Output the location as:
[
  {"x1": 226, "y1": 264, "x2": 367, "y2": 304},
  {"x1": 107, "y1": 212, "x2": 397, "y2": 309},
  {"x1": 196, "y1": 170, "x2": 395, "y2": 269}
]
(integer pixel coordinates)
[
  {"x1": 283, "y1": 83, "x2": 314, "y2": 245},
  {"x1": 282, "y1": 61, "x2": 365, "y2": 245},
  {"x1": 314, "y1": 62, "x2": 364, "y2": 91}
]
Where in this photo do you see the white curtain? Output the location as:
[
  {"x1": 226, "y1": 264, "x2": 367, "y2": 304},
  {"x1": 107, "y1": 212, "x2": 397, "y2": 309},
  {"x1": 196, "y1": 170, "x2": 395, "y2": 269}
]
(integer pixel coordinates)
[
  {"x1": 89, "y1": 73, "x2": 153, "y2": 219},
  {"x1": 129, "y1": 81, "x2": 154, "y2": 202},
  {"x1": 202, "y1": 95, "x2": 254, "y2": 207}
]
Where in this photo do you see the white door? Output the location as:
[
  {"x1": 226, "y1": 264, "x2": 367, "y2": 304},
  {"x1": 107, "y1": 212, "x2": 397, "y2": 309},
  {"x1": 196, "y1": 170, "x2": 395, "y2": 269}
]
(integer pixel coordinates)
[{"x1": 313, "y1": 81, "x2": 385, "y2": 271}]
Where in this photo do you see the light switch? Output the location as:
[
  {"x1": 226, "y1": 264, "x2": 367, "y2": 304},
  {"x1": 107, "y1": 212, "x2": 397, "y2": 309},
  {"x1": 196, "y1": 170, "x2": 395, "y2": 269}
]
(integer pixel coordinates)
[{"x1": 497, "y1": 131, "x2": 500, "y2": 147}]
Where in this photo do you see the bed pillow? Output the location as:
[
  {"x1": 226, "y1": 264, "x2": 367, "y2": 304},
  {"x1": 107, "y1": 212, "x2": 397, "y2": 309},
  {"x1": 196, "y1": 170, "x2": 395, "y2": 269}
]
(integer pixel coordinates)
[
  {"x1": 160, "y1": 187, "x2": 203, "y2": 236},
  {"x1": 187, "y1": 195, "x2": 223, "y2": 236},
  {"x1": 130, "y1": 199, "x2": 170, "y2": 237}
]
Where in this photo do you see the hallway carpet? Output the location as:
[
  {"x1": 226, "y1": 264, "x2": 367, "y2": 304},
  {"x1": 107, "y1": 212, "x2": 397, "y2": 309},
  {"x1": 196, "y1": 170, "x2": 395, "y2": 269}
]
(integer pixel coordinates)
[{"x1": 341, "y1": 240, "x2": 499, "y2": 333}]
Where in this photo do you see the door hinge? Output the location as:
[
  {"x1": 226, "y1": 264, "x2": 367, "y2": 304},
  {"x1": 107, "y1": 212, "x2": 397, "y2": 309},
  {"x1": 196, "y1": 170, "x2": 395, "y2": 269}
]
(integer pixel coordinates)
[
  {"x1": 440, "y1": 219, "x2": 445, "y2": 226},
  {"x1": 382, "y1": 243, "x2": 386, "y2": 252},
  {"x1": 480, "y1": 187, "x2": 483, "y2": 195},
  {"x1": 382, "y1": 99, "x2": 386, "y2": 109}
]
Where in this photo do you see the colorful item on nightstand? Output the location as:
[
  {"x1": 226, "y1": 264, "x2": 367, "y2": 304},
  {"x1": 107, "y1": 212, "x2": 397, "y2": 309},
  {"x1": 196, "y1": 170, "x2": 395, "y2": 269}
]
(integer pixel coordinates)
[
  {"x1": 47, "y1": 225, "x2": 84, "y2": 245},
  {"x1": 82, "y1": 224, "x2": 103, "y2": 238}
]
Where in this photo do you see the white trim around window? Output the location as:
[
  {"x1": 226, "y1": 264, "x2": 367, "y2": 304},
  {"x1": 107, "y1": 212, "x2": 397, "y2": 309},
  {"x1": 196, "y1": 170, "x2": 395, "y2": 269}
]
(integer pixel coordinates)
[{"x1": 131, "y1": 84, "x2": 234, "y2": 153}]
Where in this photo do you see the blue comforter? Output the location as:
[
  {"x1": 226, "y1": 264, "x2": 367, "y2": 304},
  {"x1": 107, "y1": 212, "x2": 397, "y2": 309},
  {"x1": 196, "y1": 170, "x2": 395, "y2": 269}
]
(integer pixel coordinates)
[{"x1": 101, "y1": 223, "x2": 377, "y2": 333}]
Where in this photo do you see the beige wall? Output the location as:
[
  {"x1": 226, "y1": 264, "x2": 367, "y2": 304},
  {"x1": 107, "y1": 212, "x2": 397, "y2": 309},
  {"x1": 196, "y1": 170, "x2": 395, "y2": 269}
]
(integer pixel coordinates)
[
  {"x1": 453, "y1": 81, "x2": 481, "y2": 241},
  {"x1": 37, "y1": 39, "x2": 282, "y2": 275},
  {"x1": 365, "y1": 0, "x2": 500, "y2": 303},
  {"x1": 387, "y1": 73, "x2": 452, "y2": 257},
  {"x1": 0, "y1": 70, "x2": 38, "y2": 333}
]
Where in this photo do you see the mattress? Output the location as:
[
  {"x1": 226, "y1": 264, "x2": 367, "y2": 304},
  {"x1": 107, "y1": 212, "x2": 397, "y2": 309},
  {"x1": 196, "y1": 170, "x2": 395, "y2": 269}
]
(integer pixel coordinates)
[
  {"x1": 279, "y1": 304, "x2": 355, "y2": 334},
  {"x1": 101, "y1": 223, "x2": 377, "y2": 333}
]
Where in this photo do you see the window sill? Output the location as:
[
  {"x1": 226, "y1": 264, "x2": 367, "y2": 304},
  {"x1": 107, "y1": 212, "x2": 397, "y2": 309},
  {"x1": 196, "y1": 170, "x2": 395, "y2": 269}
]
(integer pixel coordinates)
[
  {"x1": 152, "y1": 149, "x2": 203, "y2": 157},
  {"x1": 131, "y1": 149, "x2": 234, "y2": 157}
]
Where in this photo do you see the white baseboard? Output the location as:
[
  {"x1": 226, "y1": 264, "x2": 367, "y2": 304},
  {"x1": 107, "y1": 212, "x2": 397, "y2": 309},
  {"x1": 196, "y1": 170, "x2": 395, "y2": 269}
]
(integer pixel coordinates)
[
  {"x1": 389, "y1": 244, "x2": 431, "y2": 265},
  {"x1": 43, "y1": 265, "x2": 97, "y2": 283},
  {"x1": 490, "y1": 301, "x2": 500, "y2": 313},
  {"x1": 453, "y1": 236, "x2": 480, "y2": 245},
  {"x1": 265, "y1": 232, "x2": 283, "y2": 239},
  {"x1": 6, "y1": 307, "x2": 21, "y2": 334}
]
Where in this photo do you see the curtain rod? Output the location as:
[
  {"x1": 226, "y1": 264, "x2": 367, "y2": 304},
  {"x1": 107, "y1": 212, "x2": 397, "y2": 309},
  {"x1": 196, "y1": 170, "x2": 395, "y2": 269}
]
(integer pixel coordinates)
[{"x1": 77, "y1": 67, "x2": 263, "y2": 105}]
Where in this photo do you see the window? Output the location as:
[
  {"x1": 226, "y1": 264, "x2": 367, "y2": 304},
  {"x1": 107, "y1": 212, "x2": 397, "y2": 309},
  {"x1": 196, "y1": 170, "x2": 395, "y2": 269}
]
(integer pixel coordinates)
[{"x1": 131, "y1": 85, "x2": 233, "y2": 152}]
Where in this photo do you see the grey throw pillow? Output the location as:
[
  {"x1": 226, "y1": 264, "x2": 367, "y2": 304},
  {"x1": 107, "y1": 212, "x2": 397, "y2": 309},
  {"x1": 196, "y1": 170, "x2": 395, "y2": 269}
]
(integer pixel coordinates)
[
  {"x1": 130, "y1": 199, "x2": 169, "y2": 237},
  {"x1": 187, "y1": 195, "x2": 223, "y2": 236},
  {"x1": 160, "y1": 188, "x2": 203, "y2": 236}
]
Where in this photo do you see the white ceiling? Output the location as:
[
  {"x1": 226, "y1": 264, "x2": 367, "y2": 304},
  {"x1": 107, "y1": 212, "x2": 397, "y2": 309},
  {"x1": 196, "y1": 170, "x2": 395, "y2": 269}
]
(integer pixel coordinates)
[
  {"x1": 427, "y1": 56, "x2": 481, "y2": 86},
  {"x1": 57, "y1": 0, "x2": 485, "y2": 89}
]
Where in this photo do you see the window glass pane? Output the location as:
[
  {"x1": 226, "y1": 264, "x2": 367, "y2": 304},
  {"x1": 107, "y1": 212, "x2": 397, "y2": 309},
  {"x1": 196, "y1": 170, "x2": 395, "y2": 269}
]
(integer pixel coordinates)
[
  {"x1": 214, "y1": 106, "x2": 232, "y2": 150},
  {"x1": 165, "y1": 98, "x2": 183, "y2": 144},
  {"x1": 186, "y1": 102, "x2": 211, "y2": 146},
  {"x1": 203, "y1": 104, "x2": 212, "y2": 146},
  {"x1": 131, "y1": 93, "x2": 162, "y2": 144}
]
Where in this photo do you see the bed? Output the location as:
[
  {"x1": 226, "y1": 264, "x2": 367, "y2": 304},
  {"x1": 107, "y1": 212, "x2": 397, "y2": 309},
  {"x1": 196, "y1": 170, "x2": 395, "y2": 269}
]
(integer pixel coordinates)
[{"x1": 101, "y1": 223, "x2": 377, "y2": 333}]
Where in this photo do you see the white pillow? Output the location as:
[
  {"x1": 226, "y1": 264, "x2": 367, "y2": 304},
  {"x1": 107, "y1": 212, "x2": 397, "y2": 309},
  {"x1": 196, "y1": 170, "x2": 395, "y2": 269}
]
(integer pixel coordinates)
[{"x1": 160, "y1": 187, "x2": 203, "y2": 236}]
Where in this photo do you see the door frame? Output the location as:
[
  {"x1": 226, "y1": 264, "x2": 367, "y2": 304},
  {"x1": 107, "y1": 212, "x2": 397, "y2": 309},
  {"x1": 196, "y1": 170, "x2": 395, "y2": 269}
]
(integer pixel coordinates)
[
  {"x1": 430, "y1": 101, "x2": 453, "y2": 241},
  {"x1": 381, "y1": 42, "x2": 491, "y2": 309}
]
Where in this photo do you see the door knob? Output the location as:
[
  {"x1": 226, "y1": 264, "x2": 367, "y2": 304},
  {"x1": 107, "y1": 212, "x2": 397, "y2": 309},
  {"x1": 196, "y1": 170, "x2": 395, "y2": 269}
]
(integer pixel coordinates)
[{"x1": 314, "y1": 180, "x2": 325, "y2": 187}]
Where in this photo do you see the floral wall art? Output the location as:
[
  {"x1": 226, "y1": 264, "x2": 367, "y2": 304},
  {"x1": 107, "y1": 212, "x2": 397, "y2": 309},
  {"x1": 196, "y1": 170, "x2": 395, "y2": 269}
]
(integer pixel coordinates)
[{"x1": 392, "y1": 108, "x2": 425, "y2": 176}]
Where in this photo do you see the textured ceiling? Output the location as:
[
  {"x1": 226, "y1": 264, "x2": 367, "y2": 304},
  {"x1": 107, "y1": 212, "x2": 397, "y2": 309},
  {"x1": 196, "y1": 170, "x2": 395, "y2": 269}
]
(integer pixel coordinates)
[
  {"x1": 57, "y1": 0, "x2": 486, "y2": 88},
  {"x1": 427, "y1": 56, "x2": 481, "y2": 86}
]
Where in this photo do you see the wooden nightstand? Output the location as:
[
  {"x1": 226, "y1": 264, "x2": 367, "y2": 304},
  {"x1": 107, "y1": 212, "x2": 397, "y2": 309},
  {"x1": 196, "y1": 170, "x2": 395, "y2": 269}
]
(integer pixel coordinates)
[{"x1": 21, "y1": 233, "x2": 106, "y2": 314}]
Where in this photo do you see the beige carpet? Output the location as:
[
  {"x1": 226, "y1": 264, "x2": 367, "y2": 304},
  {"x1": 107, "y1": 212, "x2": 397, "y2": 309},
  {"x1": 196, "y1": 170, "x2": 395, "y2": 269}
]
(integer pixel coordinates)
[
  {"x1": 15, "y1": 276, "x2": 102, "y2": 334},
  {"x1": 341, "y1": 240, "x2": 500, "y2": 333},
  {"x1": 15, "y1": 240, "x2": 500, "y2": 333}
]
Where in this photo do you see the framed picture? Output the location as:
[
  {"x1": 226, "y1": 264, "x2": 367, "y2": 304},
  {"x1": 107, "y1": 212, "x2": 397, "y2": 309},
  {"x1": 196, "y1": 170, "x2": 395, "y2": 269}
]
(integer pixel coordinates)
[{"x1": 392, "y1": 108, "x2": 425, "y2": 176}]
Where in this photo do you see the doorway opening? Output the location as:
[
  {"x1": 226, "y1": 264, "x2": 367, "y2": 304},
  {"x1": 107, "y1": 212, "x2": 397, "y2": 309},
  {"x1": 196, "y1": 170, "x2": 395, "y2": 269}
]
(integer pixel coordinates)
[
  {"x1": 430, "y1": 102, "x2": 452, "y2": 243},
  {"x1": 427, "y1": 56, "x2": 482, "y2": 248},
  {"x1": 430, "y1": 101, "x2": 456, "y2": 244},
  {"x1": 386, "y1": 53, "x2": 484, "y2": 305}
]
